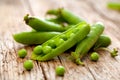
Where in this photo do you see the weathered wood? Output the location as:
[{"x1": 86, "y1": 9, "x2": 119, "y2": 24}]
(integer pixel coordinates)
[{"x1": 0, "y1": 0, "x2": 120, "y2": 80}]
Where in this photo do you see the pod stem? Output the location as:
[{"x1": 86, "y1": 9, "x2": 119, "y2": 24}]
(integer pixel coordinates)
[
  {"x1": 94, "y1": 47, "x2": 118, "y2": 57},
  {"x1": 75, "y1": 58, "x2": 85, "y2": 66},
  {"x1": 70, "y1": 52, "x2": 85, "y2": 66},
  {"x1": 24, "y1": 14, "x2": 30, "y2": 24}
]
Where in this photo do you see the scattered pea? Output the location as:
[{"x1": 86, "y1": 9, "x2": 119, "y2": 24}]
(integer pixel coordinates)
[
  {"x1": 23, "y1": 60, "x2": 33, "y2": 71},
  {"x1": 18, "y1": 49, "x2": 27, "y2": 58},
  {"x1": 90, "y1": 52, "x2": 99, "y2": 61},
  {"x1": 55, "y1": 66, "x2": 65, "y2": 76}
]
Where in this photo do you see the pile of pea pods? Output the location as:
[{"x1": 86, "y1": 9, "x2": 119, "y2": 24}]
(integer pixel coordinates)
[{"x1": 14, "y1": 8, "x2": 118, "y2": 65}]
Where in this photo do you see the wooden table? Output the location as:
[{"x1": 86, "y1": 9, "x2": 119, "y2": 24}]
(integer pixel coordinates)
[{"x1": 0, "y1": 0, "x2": 120, "y2": 80}]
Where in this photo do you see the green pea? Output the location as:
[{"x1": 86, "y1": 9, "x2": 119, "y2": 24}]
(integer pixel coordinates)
[
  {"x1": 55, "y1": 38, "x2": 65, "y2": 46},
  {"x1": 90, "y1": 52, "x2": 99, "y2": 61},
  {"x1": 69, "y1": 33, "x2": 75, "y2": 37},
  {"x1": 18, "y1": 49, "x2": 27, "y2": 58},
  {"x1": 33, "y1": 45, "x2": 42, "y2": 55},
  {"x1": 42, "y1": 46, "x2": 52, "y2": 54},
  {"x1": 23, "y1": 60, "x2": 33, "y2": 70},
  {"x1": 48, "y1": 40, "x2": 56, "y2": 49},
  {"x1": 55, "y1": 66, "x2": 65, "y2": 76},
  {"x1": 60, "y1": 34, "x2": 68, "y2": 41}
]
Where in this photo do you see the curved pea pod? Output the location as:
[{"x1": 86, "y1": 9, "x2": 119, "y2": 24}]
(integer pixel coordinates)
[
  {"x1": 24, "y1": 14, "x2": 69, "y2": 32},
  {"x1": 13, "y1": 31, "x2": 61, "y2": 45},
  {"x1": 71, "y1": 22, "x2": 104, "y2": 65},
  {"x1": 31, "y1": 22, "x2": 90, "y2": 61},
  {"x1": 76, "y1": 22, "x2": 104, "y2": 58},
  {"x1": 93, "y1": 35, "x2": 111, "y2": 50},
  {"x1": 46, "y1": 8, "x2": 84, "y2": 24}
]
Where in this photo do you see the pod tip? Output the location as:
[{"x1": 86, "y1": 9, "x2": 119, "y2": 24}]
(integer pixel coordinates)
[{"x1": 24, "y1": 14, "x2": 29, "y2": 23}]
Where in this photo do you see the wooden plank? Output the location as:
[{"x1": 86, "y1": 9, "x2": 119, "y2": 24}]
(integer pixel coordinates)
[
  {"x1": 27, "y1": 0, "x2": 120, "y2": 80},
  {"x1": 0, "y1": 0, "x2": 120, "y2": 80},
  {"x1": 0, "y1": 0, "x2": 45, "y2": 80}
]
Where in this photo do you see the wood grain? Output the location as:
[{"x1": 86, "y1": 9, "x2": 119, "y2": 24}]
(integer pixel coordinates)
[{"x1": 0, "y1": 0, "x2": 120, "y2": 80}]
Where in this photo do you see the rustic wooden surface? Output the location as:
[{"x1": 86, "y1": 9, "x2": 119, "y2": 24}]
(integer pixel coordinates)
[{"x1": 0, "y1": 0, "x2": 120, "y2": 80}]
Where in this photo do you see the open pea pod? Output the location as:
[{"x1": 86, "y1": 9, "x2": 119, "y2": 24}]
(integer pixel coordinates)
[{"x1": 31, "y1": 22, "x2": 90, "y2": 61}]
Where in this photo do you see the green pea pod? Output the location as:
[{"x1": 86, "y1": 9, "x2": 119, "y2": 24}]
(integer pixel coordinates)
[
  {"x1": 46, "y1": 9, "x2": 60, "y2": 15},
  {"x1": 45, "y1": 16, "x2": 66, "y2": 24},
  {"x1": 76, "y1": 22, "x2": 104, "y2": 58},
  {"x1": 31, "y1": 22, "x2": 90, "y2": 61},
  {"x1": 24, "y1": 14, "x2": 69, "y2": 32},
  {"x1": 13, "y1": 31, "x2": 61, "y2": 45},
  {"x1": 71, "y1": 22, "x2": 104, "y2": 65},
  {"x1": 60, "y1": 8, "x2": 84, "y2": 24},
  {"x1": 46, "y1": 8, "x2": 84, "y2": 24},
  {"x1": 93, "y1": 35, "x2": 111, "y2": 50},
  {"x1": 46, "y1": 9, "x2": 67, "y2": 24},
  {"x1": 107, "y1": 2, "x2": 120, "y2": 10}
]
